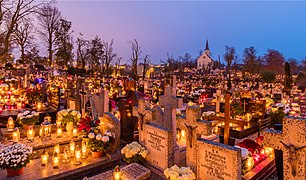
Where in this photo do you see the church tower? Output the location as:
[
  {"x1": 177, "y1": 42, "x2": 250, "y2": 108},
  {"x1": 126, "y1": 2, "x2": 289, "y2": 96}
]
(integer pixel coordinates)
[{"x1": 204, "y1": 39, "x2": 210, "y2": 56}]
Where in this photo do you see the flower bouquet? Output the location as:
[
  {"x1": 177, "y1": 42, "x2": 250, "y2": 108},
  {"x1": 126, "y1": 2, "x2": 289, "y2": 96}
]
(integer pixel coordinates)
[
  {"x1": 164, "y1": 165, "x2": 196, "y2": 180},
  {"x1": 57, "y1": 109, "x2": 81, "y2": 125},
  {"x1": 202, "y1": 111, "x2": 215, "y2": 120},
  {"x1": 78, "y1": 116, "x2": 100, "y2": 137},
  {"x1": 57, "y1": 109, "x2": 81, "y2": 135},
  {"x1": 87, "y1": 128, "x2": 114, "y2": 158},
  {"x1": 16, "y1": 110, "x2": 39, "y2": 129},
  {"x1": 0, "y1": 143, "x2": 32, "y2": 177},
  {"x1": 121, "y1": 141, "x2": 148, "y2": 164}
]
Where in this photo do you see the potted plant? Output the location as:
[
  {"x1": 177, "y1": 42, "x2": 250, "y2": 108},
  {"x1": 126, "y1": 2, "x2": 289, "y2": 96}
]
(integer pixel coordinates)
[
  {"x1": 57, "y1": 109, "x2": 81, "y2": 135},
  {"x1": 164, "y1": 165, "x2": 196, "y2": 180},
  {"x1": 0, "y1": 143, "x2": 32, "y2": 177},
  {"x1": 87, "y1": 128, "x2": 113, "y2": 158},
  {"x1": 121, "y1": 141, "x2": 148, "y2": 164},
  {"x1": 16, "y1": 110, "x2": 39, "y2": 130}
]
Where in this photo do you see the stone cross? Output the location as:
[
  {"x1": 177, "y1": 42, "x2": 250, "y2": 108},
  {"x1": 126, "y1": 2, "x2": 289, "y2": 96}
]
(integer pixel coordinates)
[
  {"x1": 263, "y1": 116, "x2": 306, "y2": 179},
  {"x1": 132, "y1": 98, "x2": 153, "y2": 144},
  {"x1": 185, "y1": 105, "x2": 214, "y2": 171},
  {"x1": 213, "y1": 89, "x2": 223, "y2": 113}
]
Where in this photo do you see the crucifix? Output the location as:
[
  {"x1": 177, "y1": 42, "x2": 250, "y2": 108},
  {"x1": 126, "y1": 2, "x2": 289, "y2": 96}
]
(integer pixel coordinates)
[
  {"x1": 263, "y1": 116, "x2": 306, "y2": 179},
  {"x1": 185, "y1": 123, "x2": 197, "y2": 148}
]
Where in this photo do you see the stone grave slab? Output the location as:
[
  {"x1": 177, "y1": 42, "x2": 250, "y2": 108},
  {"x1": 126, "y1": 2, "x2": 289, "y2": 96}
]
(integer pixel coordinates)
[
  {"x1": 197, "y1": 138, "x2": 242, "y2": 180},
  {"x1": 143, "y1": 122, "x2": 173, "y2": 171}
]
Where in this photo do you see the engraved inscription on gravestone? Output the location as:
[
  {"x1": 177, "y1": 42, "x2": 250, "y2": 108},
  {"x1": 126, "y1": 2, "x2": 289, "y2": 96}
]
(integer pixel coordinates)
[
  {"x1": 144, "y1": 123, "x2": 171, "y2": 170},
  {"x1": 197, "y1": 139, "x2": 241, "y2": 180}
]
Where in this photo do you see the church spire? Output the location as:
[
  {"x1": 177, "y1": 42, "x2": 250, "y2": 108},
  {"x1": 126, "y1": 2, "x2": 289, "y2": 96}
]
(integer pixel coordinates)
[{"x1": 205, "y1": 39, "x2": 209, "y2": 50}]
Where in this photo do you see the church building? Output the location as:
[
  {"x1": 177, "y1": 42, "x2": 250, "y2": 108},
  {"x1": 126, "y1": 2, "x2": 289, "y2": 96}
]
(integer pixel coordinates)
[{"x1": 197, "y1": 40, "x2": 214, "y2": 70}]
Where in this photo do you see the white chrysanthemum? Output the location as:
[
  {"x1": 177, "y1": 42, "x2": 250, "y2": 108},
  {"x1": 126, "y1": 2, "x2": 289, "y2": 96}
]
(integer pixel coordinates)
[
  {"x1": 26, "y1": 115, "x2": 33, "y2": 118},
  {"x1": 34, "y1": 113, "x2": 39, "y2": 116},
  {"x1": 140, "y1": 150, "x2": 148, "y2": 158},
  {"x1": 102, "y1": 136, "x2": 109, "y2": 142},
  {"x1": 96, "y1": 134, "x2": 102, "y2": 140},
  {"x1": 71, "y1": 110, "x2": 78, "y2": 116},
  {"x1": 77, "y1": 113, "x2": 81, "y2": 119},
  {"x1": 57, "y1": 114, "x2": 63, "y2": 121},
  {"x1": 88, "y1": 133, "x2": 95, "y2": 139},
  {"x1": 62, "y1": 110, "x2": 68, "y2": 116}
]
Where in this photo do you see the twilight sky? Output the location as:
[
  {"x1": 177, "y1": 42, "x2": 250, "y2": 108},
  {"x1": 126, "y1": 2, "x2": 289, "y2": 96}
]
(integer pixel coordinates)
[{"x1": 56, "y1": 0, "x2": 306, "y2": 64}]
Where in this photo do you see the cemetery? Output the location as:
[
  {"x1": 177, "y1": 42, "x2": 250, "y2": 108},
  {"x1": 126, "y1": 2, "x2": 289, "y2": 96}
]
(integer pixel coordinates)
[{"x1": 0, "y1": 1, "x2": 306, "y2": 180}]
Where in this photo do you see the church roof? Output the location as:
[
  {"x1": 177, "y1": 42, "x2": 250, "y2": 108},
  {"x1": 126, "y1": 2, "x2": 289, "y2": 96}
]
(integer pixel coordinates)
[{"x1": 205, "y1": 39, "x2": 209, "y2": 50}]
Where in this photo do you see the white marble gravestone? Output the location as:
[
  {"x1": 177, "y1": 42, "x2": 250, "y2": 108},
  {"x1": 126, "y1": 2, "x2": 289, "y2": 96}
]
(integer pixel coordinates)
[{"x1": 263, "y1": 116, "x2": 306, "y2": 180}]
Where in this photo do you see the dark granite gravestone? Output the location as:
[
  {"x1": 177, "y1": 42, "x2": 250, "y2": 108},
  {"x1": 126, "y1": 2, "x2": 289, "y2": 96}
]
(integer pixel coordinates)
[{"x1": 118, "y1": 99, "x2": 138, "y2": 142}]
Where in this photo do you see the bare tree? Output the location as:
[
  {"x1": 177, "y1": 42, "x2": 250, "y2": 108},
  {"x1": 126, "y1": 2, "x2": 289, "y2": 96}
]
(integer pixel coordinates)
[
  {"x1": 76, "y1": 33, "x2": 90, "y2": 69},
  {"x1": 103, "y1": 39, "x2": 117, "y2": 76},
  {"x1": 88, "y1": 35, "x2": 103, "y2": 71},
  {"x1": 0, "y1": 0, "x2": 42, "y2": 59},
  {"x1": 131, "y1": 39, "x2": 142, "y2": 80},
  {"x1": 37, "y1": 3, "x2": 61, "y2": 66},
  {"x1": 115, "y1": 56, "x2": 122, "y2": 76},
  {"x1": 224, "y1": 45, "x2": 237, "y2": 89},
  {"x1": 142, "y1": 55, "x2": 150, "y2": 79},
  {"x1": 12, "y1": 19, "x2": 33, "y2": 64}
]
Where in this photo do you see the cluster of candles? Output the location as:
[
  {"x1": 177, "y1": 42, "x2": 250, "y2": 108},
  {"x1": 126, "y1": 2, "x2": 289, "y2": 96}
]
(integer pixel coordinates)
[
  {"x1": 0, "y1": 88, "x2": 26, "y2": 113},
  {"x1": 41, "y1": 139, "x2": 87, "y2": 168}
]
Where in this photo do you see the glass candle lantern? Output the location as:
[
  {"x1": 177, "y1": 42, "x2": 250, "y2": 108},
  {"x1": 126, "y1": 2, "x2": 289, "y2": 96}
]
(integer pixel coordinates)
[
  {"x1": 41, "y1": 149, "x2": 49, "y2": 166},
  {"x1": 12, "y1": 127, "x2": 20, "y2": 143},
  {"x1": 113, "y1": 166, "x2": 122, "y2": 180},
  {"x1": 57, "y1": 127, "x2": 62, "y2": 138},
  {"x1": 7, "y1": 117, "x2": 14, "y2": 131},
  {"x1": 44, "y1": 114, "x2": 51, "y2": 122},
  {"x1": 62, "y1": 146, "x2": 71, "y2": 163},
  {"x1": 70, "y1": 140, "x2": 75, "y2": 156},
  {"x1": 52, "y1": 152, "x2": 60, "y2": 169},
  {"x1": 0, "y1": 107, "x2": 3, "y2": 114},
  {"x1": 81, "y1": 140, "x2": 87, "y2": 159},
  {"x1": 74, "y1": 146, "x2": 82, "y2": 165},
  {"x1": 41, "y1": 119, "x2": 52, "y2": 138},
  {"x1": 27, "y1": 126, "x2": 35, "y2": 142}
]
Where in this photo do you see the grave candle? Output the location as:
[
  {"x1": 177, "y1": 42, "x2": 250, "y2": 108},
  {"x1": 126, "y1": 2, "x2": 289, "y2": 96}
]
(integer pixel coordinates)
[
  {"x1": 39, "y1": 127, "x2": 43, "y2": 138},
  {"x1": 57, "y1": 127, "x2": 62, "y2": 138},
  {"x1": 113, "y1": 166, "x2": 121, "y2": 180},
  {"x1": 27, "y1": 126, "x2": 35, "y2": 142},
  {"x1": 41, "y1": 149, "x2": 49, "y2": 166},
  {"x1": 62, "y1": 146, "x2": 71, "y2": 163},
  {"x1": 70, "y1": 140, "x2": 75, "y2": 156},
  {"x1": 73, "y1": 127, "x2": 78, "y2": 138},
  {"x1": 16, "y1": 102, "x2": 22, "y2": 110},
  {"x1": 81, "y1": 142, "x2": 87, "y2": 159},
  {"x1": 74, "y1": 146, "x2": 82, "y2": 165},
  {"x1": 7, "y1": 117, "x2": 14, "y2": 131},
  {"x1": 12, "y1": 127, "x2": 20, "y2": 143},
  {"x1": 37, "y1": 102, "x2": 43, "y2": 111},
  {"x1": 53, "y1": 152, "x2": 59, "y2": 169},
  {"x1": 54, "y1": 143, "x2": 60, "y2": 155},
  {"x1": 0, "y1": 107, "x2": 2, "y2": 114}
]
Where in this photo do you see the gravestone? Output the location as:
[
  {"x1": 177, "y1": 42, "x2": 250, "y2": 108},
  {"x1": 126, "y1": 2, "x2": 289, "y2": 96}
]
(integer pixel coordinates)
[
  {"x1": 99, "y1": 112, "x2": 120, "y2": 153},
  {"x1": 197, "y1": 139, "x2": 241, "y2": 180},
  {"x1": 92, "y1": 89, "x2": 109, "y2": 116},
  {"x1": 119, "y1": 99, "x2": 138, "y2": 142},
  {"x1": 263, "y1": 116, "x2": 306, "y2": 180},
  {"x1": 143, "y1": 122, "x2": 173, "y2": 170}
]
